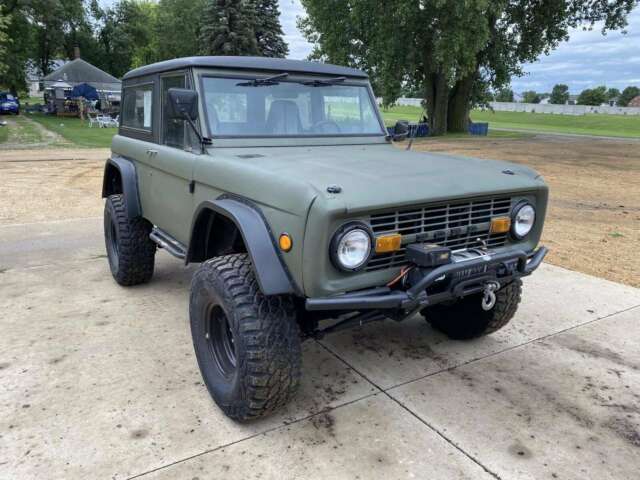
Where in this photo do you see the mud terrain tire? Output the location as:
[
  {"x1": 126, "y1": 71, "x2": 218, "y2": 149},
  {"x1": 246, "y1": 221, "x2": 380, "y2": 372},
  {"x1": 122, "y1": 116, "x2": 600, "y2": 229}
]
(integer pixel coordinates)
[
  {"x1": 104, "y1": 194, "x2": 156, "y2": 286},
  {"x1": 422, "y1": 279, "x2": 522, "y2": 340},
  {"x1": 190, "y1": 254, "x2": 301, "y2": 421}
]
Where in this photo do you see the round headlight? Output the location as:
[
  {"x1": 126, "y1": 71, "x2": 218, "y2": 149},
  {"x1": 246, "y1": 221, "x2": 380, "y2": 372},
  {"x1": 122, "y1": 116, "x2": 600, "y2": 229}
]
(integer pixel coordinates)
[
  {"x1": 512, "y1": 203, "x2": 536, "y2": 239},
  {"x1": 331, "y1": 225, "x2": 372, "y2": 271}
]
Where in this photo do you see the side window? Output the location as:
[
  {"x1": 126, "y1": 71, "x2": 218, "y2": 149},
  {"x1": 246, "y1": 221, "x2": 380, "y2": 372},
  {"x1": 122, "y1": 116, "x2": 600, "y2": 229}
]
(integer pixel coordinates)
[
  {"x1": 122, "y1": 84, "x2": 153, "y2": 131},
  {"x1": 162, "y1": 75, "x2": 190, "y2": 149}
]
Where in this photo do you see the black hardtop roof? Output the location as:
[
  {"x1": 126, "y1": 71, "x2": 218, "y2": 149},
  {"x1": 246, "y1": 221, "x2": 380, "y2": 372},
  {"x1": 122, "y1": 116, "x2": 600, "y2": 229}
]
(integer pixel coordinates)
[{"x1": 122, "y1": 56, "x2": 368, "y2": 81}]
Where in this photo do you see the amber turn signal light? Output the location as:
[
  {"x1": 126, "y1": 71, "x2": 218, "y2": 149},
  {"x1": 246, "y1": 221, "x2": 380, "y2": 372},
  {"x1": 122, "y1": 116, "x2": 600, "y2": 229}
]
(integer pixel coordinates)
[
  {"x1": 279, "y1": 233, "x2": 293, "y2": 252},
  {"x1": 375, "y1": 233, "x2": 402, "y2": 253},
  {"x1": 490, "y1": 216, "x2": 511, "y2": 234}
]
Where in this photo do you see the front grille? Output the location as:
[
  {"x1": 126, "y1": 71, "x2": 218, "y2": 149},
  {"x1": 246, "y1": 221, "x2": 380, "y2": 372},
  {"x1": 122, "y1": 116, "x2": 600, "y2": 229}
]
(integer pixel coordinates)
[{"x1": 365, "y1": 196, "x2": 513, "y2": 272}]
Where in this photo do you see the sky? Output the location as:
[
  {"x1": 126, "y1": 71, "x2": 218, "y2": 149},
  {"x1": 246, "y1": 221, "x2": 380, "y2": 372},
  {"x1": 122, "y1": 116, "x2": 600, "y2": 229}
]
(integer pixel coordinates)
[
  {"x1": 100, "y1": 0, "x2": 640, "y2": 94},
  {"x1": 280, "y1": 1, "x2": 640, "y2": 94}
]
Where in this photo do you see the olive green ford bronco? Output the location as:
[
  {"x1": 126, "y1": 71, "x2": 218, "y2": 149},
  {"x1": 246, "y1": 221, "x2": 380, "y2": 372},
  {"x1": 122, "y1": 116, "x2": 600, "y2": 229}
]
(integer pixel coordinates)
[{"x1": 102, "y1": 56, "x2": 548, "y2": 421}]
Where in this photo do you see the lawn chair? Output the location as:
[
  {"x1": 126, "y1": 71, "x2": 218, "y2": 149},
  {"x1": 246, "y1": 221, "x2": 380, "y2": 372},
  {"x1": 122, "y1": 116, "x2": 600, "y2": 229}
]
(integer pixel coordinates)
[
  {"x1": 97, "y1": 114, "x2": 118, "y2": 128},
  {"x1": 104, "y1": 115, "x2": 119, "y2": 128},
  {"x1": 87, "y1": 113, "x2": 100, "y2": 128}
]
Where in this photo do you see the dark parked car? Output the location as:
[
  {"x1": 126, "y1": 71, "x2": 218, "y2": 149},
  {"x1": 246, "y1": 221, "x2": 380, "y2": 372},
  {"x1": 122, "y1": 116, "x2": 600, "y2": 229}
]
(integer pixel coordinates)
[{"x1": 0, "y1": 92, "x2": 20, "y2": 114}]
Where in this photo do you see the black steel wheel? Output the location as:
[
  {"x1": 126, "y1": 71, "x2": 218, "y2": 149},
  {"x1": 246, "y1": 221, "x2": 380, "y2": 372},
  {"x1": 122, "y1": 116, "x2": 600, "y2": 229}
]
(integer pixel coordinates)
[{"x1": 205, "y1": 304, "x2": 237, "y2": 378}]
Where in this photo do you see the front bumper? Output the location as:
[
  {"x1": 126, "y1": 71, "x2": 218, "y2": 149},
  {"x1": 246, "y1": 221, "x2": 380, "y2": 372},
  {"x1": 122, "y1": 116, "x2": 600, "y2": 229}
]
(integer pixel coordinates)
[{"x1": 306, "y1": 246, "x2": 547, "y2": 312}]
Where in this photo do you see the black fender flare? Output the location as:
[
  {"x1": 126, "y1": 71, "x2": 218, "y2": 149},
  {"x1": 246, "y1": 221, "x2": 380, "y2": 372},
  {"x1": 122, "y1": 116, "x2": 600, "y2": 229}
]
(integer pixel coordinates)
[
  {"x1": 187, "y1": 198, "x2": 296, "y2": 296},
  {"x1": 102, "y1": 156, "x2": 141, "y2": 219}
]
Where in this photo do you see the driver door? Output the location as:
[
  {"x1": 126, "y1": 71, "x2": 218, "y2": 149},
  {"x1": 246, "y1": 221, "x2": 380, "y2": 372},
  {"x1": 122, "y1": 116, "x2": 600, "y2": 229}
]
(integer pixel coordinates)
[{"x1": 143, "y1": 73, "x2": 199, "y2": 246}]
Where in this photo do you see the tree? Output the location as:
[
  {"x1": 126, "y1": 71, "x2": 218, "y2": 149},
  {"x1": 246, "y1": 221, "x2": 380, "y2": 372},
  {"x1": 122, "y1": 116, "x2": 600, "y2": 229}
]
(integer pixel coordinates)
[
  {"x1": 252, "y1": 0, "x2": 288, "y2": 57},
  {"x1": 522, "y1": 91, "x2": 541, "y2": 104},
  {"x1": 577, "y1": 86, "x2": 607, "y2": 106},
  {"x1": 618, "y1": 86, "x2": 640, "y2": 107},
  {"x1": 0, "y1": 7, "x2": 10, "y2": 77},
  {"x1": 0, "y1": 0, "x2": 90, "y2": 93},
  {"x1": 155, "y1": 0, "x2": 206, "y2": 61},
  {"x1": 606, "y1": 87, "x2": 621, "y2": 102},
  {"x1": 0, "y1": 2, "x2": 33, "y2": 94},
  {"x1": 200, "y1": 0, "x2": 258, "y2": 56},
  {"x1": 494, "y1": 88, "x2": 514, "y2": 102},
  {"x1": 299, "y1": 0, "x2": 638, "y2": 136},
  {"x1": 550, "y1": 84, "x2": 570, "y2": 104},
  {"x1": 92, "y1": 0, "x2": 158, "y2": 78}
]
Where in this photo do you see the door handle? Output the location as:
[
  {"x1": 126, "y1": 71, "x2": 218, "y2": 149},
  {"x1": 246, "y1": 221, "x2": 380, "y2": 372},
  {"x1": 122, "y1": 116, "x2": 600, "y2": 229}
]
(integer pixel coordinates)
[{"x1": 146, "y1": 149, "x2": 158, "y2": 156}]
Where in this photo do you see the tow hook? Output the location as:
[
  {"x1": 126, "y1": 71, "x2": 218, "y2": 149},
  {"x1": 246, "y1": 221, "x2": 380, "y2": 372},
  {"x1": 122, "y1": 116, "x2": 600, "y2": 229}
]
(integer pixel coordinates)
[{"x1": 481, "y1": 281, "x2": 501, "y2": 311}]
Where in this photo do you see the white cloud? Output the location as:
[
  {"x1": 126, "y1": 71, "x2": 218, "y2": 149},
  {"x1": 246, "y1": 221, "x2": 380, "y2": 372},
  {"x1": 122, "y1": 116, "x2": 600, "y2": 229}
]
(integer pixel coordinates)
[
  {"x1": 279, "y1": 1, "x2": 639, "y2": 94},
  {"x1": 512, "y1": 9, "x2": 640, "y2": 93}
]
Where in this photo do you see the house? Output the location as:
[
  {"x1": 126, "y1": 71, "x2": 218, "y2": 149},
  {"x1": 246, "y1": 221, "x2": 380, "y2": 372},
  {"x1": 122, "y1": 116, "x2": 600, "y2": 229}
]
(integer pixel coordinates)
[
  {"x1": 42, "y1": 51, "x2": 121, "y2": 96},
  {"x1": 567, "y1": 95, "x2": 579, "y2": 105},
  {"x1": 629, "y1": 96, "x2": 640, "y2": 108},
  {"x1": 41, "y1": 48, "x2": 121, "y2": 115},
  {"x1": 606, "y1": 97, "x2": 619, "y2": 107}
]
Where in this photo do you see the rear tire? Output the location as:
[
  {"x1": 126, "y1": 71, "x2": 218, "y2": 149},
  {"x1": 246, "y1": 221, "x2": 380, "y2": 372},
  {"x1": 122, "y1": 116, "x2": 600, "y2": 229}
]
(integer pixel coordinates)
[
  {"x1": 422, "y1": 279, "x2": 522, "y2": 340},
  {"x1": 104, "y1": 194, "x2": 156, "y2": 286},
  {"x1": 190, "y1": 254, "x2": 301, "y2": 421}
]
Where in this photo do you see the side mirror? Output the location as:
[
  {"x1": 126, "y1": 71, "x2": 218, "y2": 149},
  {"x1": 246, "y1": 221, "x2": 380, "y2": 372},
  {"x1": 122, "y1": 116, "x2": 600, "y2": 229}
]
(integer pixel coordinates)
[
  {"x1": 392, "y1": 120, "x2": 409, "y2": 141},
  {"x1": 167, "y1": 88, "x2": 198, "y2": 121}
]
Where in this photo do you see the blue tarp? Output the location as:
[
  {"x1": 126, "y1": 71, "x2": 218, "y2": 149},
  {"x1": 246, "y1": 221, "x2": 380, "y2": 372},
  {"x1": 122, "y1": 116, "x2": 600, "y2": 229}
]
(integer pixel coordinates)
[{"x1": 70, "y1": 83, "x2": 99, "y2": 101}]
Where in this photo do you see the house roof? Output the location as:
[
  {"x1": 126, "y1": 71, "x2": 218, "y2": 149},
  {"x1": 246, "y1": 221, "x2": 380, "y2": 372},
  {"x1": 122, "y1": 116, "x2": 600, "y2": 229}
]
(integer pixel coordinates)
[
  {"x1": 43, "y1": 58, "x2": 121, "y2": 91},
  {"x1": 629, "y1": 96, "x2": 640, "y2": 108},
  {"x1": 123, "y1": 56, "x2": 368, "y2": 81}
]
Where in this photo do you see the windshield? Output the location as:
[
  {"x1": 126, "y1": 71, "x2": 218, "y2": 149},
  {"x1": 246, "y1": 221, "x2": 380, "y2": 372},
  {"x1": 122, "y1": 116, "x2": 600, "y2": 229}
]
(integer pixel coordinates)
[{"x1": 201, "y1": 76, "x2": 383, "y2": 137}]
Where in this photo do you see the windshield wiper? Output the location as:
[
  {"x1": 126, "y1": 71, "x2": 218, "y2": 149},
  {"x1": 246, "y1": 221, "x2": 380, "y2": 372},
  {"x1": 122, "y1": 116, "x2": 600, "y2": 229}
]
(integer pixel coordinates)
[
  {"x1": 236, "y1": 72, "x2": 289, "y2": 87},
  {"x1": 302, "y1": 76, "x2": 346, "y2": 87}
]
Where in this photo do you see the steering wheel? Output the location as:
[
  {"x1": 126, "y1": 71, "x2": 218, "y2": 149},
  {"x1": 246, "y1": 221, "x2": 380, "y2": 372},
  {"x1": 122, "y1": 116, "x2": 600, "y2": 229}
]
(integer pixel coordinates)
[{"x1": 312, "y1": 120, "x2": 341, "y2": 133}]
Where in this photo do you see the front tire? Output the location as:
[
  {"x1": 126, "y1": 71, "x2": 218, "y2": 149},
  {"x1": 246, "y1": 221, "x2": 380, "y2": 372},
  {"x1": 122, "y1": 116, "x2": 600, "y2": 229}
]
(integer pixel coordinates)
[
  {"x1": 190, "y1": 254, "x2": 301, "y2": 421},
  {"x1": 422, "y1": 279, "x2": 522, "y2": 340},
  {"x1": 104, "y1": 194, "x2": 156, "y2": 286}
]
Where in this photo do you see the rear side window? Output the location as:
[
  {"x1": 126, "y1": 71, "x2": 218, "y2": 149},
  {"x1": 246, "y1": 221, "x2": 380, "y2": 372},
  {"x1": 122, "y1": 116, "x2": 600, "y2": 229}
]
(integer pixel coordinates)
[{"x1": 122, "y1": 84, "x2": 153, "y2": 131}]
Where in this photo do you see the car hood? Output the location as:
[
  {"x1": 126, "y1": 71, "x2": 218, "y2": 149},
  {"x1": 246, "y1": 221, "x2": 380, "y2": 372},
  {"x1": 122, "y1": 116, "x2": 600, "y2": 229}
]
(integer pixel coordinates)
[{"x1": 216, "y1": 143, "x2": 546, "y2": 213}]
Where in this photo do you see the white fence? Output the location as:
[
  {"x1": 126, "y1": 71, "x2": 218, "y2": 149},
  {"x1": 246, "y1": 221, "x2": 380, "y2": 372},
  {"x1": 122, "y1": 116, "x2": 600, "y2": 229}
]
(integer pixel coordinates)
[
  {"x1": 487, "y1": 101, "x2": 640, "y2": 116},
  {"x1": 378, "y1": 97, "x2": 640, "y2": 116}
]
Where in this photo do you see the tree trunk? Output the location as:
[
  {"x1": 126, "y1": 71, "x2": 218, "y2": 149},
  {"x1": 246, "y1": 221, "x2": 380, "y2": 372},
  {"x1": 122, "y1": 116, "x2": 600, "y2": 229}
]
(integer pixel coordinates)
[
  {"x1": 424, "y1": 72, "x2": 448, "y2": 136},
  {"x1": 447, "y1": 74, "x2": 474, "y2": 133}
]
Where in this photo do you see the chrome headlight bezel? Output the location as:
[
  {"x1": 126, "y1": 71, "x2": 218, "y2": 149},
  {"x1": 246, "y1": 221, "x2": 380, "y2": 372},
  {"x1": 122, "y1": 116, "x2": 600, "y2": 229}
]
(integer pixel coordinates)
[
  {"x1": 330, "y1": 222, "x2": 373, "y2": 272},
  {"x1": 511, "y1": 202, "x2": 536, "y2": 239}
]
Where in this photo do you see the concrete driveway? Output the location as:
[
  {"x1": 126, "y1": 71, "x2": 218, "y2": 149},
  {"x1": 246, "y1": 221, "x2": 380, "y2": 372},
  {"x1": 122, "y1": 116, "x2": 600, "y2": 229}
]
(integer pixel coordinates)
[{"x1": 1, "y1": 217, "x2": 639, "y2": 480}]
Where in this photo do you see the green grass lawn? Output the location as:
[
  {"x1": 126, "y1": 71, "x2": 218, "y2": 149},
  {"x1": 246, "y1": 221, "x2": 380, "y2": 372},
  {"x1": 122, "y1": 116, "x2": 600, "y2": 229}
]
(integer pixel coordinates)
[
  {"x1": 380, "y1": 105, "x2": 425, "y2": 125},
  {"x1": 20, "y1": 96, "x2": 45, "y2": 105},
  {"x1": 28, "y1": 112, "x2": 115, "y2": 148},
  {"x1": 380, "y1": 105, "x2": 640, "y2": 138},
  {"x1": 0, "y1": 114, "x2": 48, "y2": 145},
  {"x1": 471, "y1": 110, "x2": 640, "y2": 138}
]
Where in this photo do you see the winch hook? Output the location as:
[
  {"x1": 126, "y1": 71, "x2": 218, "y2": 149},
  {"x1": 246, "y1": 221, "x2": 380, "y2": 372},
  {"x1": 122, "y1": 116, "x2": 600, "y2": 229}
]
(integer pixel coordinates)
[{"x1": 481, "y1": 281, "x2": 501, "y2": 311}]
